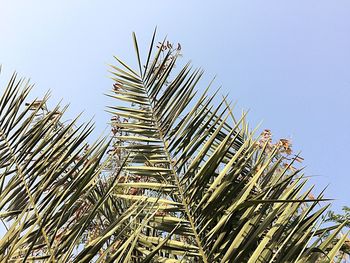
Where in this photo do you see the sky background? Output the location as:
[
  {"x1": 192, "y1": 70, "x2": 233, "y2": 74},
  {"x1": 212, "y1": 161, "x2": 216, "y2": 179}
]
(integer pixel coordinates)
[{"x1": 0, "y1": 1, "x2": 349, "y2": 211}]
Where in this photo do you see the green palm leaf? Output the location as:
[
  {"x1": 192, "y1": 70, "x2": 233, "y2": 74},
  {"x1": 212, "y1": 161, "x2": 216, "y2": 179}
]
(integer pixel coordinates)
[{"x1": 106, "y1": 31, "x2": 349, "y2": 262}]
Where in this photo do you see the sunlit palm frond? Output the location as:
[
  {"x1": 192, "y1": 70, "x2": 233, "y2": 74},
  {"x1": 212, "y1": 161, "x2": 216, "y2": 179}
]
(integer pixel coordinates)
[
  {"x1": 0, "y1": 72, "x2": 114, "y2": 262},
  {"x1": 107, "y1": 31, "x2": 349, "y2": 262}
]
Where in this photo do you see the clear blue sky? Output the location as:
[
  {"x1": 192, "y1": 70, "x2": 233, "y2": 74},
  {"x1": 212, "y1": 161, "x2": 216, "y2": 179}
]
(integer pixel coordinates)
[{"x1": 0, "y1": 1, "x2": 349, "y2": 210}]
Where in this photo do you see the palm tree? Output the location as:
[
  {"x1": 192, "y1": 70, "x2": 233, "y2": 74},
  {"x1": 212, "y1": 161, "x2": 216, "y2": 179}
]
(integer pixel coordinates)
[{"x1": 0, "y1": 31, "x2": 348, "y2": 262}]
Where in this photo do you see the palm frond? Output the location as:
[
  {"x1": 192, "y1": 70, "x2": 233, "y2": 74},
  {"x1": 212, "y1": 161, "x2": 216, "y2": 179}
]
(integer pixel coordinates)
[
  {"x1": 0, "y1": 72, "x2": 114, "y2": 262},
  {"x1": 107, "y1": 31, "x2": 349, "y2": 262}
]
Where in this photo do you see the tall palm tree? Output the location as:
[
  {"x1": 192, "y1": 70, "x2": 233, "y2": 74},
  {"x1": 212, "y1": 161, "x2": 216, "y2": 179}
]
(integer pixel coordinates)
[{"x1": 0, "y1": 32, "x2": 348, "y2": 262}]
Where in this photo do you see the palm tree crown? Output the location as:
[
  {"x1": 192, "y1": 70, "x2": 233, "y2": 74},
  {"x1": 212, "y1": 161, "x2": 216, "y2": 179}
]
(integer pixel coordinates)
[{"x1": 0, "y1": 32, "x2": 348, "y2": 262}]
